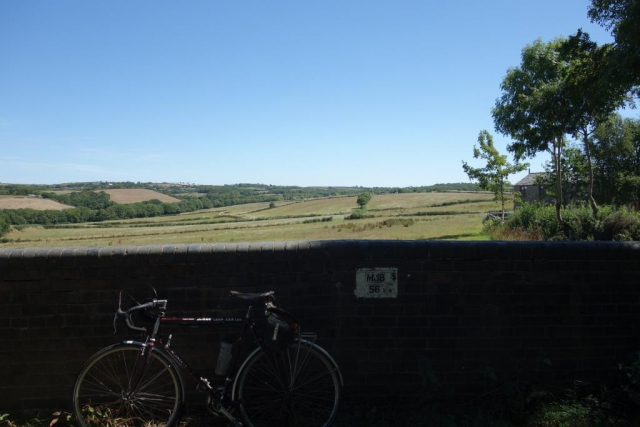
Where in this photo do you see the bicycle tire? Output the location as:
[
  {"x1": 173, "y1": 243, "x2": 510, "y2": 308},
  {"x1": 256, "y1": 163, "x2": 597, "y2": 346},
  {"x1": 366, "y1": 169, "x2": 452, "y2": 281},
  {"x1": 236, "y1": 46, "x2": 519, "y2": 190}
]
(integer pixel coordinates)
[
  {"x1": 72, "y1": 343, "x2": 184, "y2": 427},
  {"x1": 234, "y1": 340, "x2": 341, "y2": 427}
]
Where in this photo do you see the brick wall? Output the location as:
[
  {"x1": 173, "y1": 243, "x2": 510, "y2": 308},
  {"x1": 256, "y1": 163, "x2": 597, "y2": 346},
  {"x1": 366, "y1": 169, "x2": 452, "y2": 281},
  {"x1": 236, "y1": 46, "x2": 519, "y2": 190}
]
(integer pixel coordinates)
[{"x1": 1, "y1": 241, "x2": 640, "y2": 411}]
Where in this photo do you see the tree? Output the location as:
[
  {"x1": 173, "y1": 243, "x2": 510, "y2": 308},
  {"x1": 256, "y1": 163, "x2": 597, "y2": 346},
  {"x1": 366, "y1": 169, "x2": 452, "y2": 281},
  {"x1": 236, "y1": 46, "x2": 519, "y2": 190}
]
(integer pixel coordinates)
[
  {"x1": 493, "y1": 39, "x2": 570, "y2": 222},
  {"x1": 559, "y1": 31, "x2": 630, "y2": 215},
  {"x1": 541, "y1": 143, "x2": 589, "y2": 205},
  {"x1": 588, "y1": 0, "x2": 640, "y2": 97},
  {"x1": 269, "y1": 202, "x2": 276, "y2": 209},
  {"x1": 495, "y1": 35, "x2": 629, "y2": 218},
  {"x1": 462, "y1": 131, "x2": 529, "y2": 220},
  {"x1": 587, "y1": 114, "x2": 640, "y2": 204},
  {"x1": 356, "y1": 193, "x2": 371, "y2": 209}
]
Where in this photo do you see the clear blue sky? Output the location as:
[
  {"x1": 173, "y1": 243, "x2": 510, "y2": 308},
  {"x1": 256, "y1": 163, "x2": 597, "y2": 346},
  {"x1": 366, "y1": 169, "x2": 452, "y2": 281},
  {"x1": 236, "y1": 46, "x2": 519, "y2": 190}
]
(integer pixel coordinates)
[{"x1": 0, "y1": 0, "x2": 626, "y2": 187}]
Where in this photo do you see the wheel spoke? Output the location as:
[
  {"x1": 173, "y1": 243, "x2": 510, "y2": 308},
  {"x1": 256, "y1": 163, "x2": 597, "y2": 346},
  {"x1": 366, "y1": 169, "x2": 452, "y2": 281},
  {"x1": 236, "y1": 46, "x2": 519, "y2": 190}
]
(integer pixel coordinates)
[
  {"x1": 73, "y1": 345, "x2": 180, "y2": 427},
  {"x1": 238, "y1": 341, "x2": 339, "y2": 427}
]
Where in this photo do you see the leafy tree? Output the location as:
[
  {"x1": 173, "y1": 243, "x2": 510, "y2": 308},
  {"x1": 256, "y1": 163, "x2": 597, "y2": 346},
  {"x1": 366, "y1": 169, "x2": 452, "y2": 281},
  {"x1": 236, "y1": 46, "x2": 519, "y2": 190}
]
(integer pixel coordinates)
[
  {"x1": 588, "y1": 0, "x2": 640, "y2": 97},
  {"x1": 269, "y1": 202, "x2": 276, "y2": 209},
  {"x1": 462, "y1": 131, "x2": 529, "y2": 220},
  {"x1": 591, "y1": 114, "x2": 640, "y2": 204},
  {"x1": 163, "y1": 203, "x2": 180, "y2": 215},
  {"x1": 493, "y1": 39, "x2": 570, "y2": 222},
  {"x1": 559, "y1": 31, "x2": 630, "y2": 215},
  {"x1": 540, "y1": 143, "x2": 589, "y2": 205},
  {"x1": 553, "y1": 114, "x2": 640, "y2": 205},
  {"x1": 356, "y1": 193, "x2": 371, "y2": 209},
  {"x1": 43, "y1": 190, "x2": 113, "y2": 210},
  {"x1": 495, "y1": 35, "x2": 629, "y2": 218}
]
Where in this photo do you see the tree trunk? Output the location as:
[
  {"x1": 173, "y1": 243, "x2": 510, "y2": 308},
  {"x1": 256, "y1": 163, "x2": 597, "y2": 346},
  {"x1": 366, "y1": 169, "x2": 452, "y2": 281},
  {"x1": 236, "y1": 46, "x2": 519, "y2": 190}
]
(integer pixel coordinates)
[
  {"x1": 582, "y1": 127, "x2": 599, "y2": 217},
  {"x1": 554, "y1": 138, "x2": 563, "y2": 222},
  {"x1": 500, "y1": 179, "x2": 505, "y2": 221}
]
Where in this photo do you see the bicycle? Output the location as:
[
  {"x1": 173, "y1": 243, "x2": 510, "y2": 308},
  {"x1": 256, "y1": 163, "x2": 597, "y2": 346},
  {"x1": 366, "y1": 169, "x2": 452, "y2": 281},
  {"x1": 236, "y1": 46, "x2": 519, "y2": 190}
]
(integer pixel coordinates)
[{"x1": 71, "y1": 289, "x2": 343, "y2": 427}]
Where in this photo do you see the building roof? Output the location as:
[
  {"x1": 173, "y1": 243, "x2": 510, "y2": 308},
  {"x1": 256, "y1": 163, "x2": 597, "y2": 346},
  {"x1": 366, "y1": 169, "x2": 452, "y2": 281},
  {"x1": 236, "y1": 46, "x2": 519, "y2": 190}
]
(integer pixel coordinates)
[{"x1": 514, "y1": 173, "x2": 548, "y2": 187}]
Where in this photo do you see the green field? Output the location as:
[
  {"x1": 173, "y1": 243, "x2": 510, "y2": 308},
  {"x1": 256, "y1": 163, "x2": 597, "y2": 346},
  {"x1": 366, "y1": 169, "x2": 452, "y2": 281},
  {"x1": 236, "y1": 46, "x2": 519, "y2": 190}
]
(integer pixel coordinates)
[{"x1": 1, "y1": 192, "x2": 500, "y2": 247}]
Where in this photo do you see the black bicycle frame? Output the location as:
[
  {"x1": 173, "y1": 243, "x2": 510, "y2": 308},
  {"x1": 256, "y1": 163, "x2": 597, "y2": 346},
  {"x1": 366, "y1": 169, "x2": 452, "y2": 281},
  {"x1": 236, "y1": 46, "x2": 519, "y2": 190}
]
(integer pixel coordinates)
[{"x1": 143, "y1": 304, "x2": 262, "y2": 405}]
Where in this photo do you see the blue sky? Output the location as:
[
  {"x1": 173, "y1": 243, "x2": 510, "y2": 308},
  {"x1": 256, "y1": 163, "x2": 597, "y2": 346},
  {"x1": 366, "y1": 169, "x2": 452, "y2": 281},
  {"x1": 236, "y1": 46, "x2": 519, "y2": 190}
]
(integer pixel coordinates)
[{"x1": 0, "y1": 0, "x2": 628, "y2": 187}]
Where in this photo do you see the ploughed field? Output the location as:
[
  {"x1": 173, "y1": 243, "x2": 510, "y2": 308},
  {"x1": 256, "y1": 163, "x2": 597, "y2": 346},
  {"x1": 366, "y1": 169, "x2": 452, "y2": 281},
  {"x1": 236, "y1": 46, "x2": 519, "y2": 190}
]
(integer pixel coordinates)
[
  {"x1": 2, "y1": 192, "x2": 500, "y2": 246},
  {"x1": 0, "y1": 195, "x2": 72, "y2": 210},
  {"x1": 102, "y1": 189, "x2": 180, "y2": 204}
]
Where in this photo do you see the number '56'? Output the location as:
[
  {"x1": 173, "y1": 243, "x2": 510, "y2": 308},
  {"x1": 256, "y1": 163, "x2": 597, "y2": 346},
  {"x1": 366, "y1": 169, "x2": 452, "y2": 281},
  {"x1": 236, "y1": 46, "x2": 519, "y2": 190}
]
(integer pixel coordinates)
[{"x1": 369, "y1": 285, "x2": 380, "y2": 293}]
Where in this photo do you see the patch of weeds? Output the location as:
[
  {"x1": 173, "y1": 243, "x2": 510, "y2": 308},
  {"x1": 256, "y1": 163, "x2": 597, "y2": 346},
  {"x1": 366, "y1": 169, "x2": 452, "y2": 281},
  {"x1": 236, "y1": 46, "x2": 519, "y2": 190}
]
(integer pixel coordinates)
[
  {"x1": 344, "y1": 210, "x2": 374, "y2": 220},
  {"x1": 302, "y1": 217, "x2": 333, "y2": 224}
]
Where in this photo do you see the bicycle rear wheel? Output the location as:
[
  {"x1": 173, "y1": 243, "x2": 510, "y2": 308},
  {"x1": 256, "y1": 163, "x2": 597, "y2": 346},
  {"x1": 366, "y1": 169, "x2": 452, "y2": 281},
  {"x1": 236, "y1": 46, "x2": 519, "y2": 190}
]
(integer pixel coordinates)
[
  {"x1": 72, "y1": 343, "x2": 183, "y2": 427},
  {"x1": 234, "y1": 340, "x2": 341, "y2": 426}
]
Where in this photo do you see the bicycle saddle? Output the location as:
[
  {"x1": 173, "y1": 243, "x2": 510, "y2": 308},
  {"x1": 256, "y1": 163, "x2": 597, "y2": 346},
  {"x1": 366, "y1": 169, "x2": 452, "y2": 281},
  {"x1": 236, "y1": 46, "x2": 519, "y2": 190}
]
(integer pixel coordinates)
[{"x1": 229, "y1": 291, "x2": 275, "y2": 304}]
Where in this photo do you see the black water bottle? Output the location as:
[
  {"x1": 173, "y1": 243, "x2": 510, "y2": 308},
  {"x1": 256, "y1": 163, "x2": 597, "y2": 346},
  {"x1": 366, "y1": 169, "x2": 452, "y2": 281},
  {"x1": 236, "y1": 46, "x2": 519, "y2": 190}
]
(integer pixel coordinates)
[{"x1": 215, "y1": 334, "x2": 234, "y2": 376}]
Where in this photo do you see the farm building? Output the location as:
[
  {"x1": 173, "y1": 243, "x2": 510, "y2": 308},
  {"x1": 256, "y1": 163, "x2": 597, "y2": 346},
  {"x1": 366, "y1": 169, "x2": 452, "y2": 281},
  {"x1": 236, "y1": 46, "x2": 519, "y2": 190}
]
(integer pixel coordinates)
[{"x1": 513, "y1": 172, "x2": 554, "y2": 209}]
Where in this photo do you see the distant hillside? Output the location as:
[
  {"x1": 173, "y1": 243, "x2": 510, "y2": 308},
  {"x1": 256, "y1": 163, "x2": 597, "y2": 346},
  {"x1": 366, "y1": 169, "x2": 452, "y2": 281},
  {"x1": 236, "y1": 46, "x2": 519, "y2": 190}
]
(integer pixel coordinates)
[
  {"x1": 0, "y1": 181, "x2": 483, "y2": 225},
  {"x1": 1, "y1": 182, "x2": 482, "y2": 202}
]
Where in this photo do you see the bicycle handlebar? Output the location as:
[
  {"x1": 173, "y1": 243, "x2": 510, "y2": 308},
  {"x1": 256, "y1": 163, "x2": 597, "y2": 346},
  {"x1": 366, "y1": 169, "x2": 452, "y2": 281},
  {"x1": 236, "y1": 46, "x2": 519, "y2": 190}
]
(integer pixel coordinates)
[{"x1": 113, "y1": 292, "x2": 167, "y2": 334}]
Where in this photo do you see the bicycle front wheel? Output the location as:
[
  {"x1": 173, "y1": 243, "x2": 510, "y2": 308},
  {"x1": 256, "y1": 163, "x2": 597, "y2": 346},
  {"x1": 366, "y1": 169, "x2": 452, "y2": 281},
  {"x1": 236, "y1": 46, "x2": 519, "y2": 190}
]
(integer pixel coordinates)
[
  {"x1": 72, "y1": 343, "x2": 183, "y2": 427},
  {"x1": 234, "y1": 340, "x2": 341, "y2": 427}
]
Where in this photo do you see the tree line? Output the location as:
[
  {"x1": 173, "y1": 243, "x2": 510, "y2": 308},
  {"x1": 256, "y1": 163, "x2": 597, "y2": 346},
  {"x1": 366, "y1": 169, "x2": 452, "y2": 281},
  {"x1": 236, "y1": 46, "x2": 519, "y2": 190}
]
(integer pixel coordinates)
[{"x1": 0, "y1": 191, "x2": 280, "y2": 229}]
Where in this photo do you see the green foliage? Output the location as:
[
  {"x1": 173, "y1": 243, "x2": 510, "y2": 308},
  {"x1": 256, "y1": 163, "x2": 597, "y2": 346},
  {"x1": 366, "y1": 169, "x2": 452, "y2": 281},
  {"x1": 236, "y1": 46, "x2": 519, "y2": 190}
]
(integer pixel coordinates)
[
  {"x1": 493, "y1": 38, "x2": 570, "y2": 161},
  {"x1": 356, "y1": 193, "x2": 371, "y2": 208},
  {"x1": 0, "y1": 212, "x2": 10, "y2": 237},
  {"x1": 589, "y1": 114, "x2": 640, "y2": 205},
  {"x1": 495, "y1": 29, "x2": 631, "y2": 218},
  {"x1": 588, "y1": 0, "x2": 640, "y2": 98},
  {"x1": 493, "y1": 38, "x2": 571, "y2": 222},
  {"x1": 344, "y1": 209, "x2": 374, "y2": 220},
  {"x1": 334, "y1": 218, "x2": 415, "y2": 232},
  {"x1": 269, "y1": 202, "x2": 276, "y2": 209},
  {"x1": 42, "y1": 191, "x2": 113, "y2": 210},
  {"x1": 494, "y1": 203, "x2": 640, "y2": 240},
  {"x1": 302, "y1": 217, "x2": 333, "y2": 224},
  {"x1": 619, "y1": 351, "x2": 640, "y2": 408},
  {"x1": 0, "y1": 185, "x2": 45, "y2": 196},
  {"x1": 462, "y1": 130, "x2": 528, "y2": 219},
  {"x1": 0, "y1": 196, "x2": 221, "y2": 226}
]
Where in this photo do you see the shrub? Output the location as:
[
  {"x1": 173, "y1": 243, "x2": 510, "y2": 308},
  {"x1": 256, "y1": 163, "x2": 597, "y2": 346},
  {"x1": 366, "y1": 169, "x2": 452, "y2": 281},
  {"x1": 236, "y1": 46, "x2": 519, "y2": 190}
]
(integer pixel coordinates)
[
  {"x1": 0, "y1": 213, "x2": 10, "y2": 237},
  {"x1": 302, "y1": 217, "x2": 333, "y2": 224},
  {"x1": 563, "y1": 205, "x2": 597, "y2": 240},
  {"x1": 499, "y1": 203, "x2": 640, "y2": 241},
  {"x1": 598, "y1": 207, "x2": 640, "y2": 241},
  {"x1": 345, "y1": 210, "x2": 374, "y2": 220}
]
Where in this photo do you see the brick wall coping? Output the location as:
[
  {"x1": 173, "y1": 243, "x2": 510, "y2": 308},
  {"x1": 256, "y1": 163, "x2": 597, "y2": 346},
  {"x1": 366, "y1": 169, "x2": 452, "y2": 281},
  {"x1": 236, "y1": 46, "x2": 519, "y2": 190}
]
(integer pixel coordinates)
[{"x1": 1, "y1": 240, "x2": 640, "y2": 267}]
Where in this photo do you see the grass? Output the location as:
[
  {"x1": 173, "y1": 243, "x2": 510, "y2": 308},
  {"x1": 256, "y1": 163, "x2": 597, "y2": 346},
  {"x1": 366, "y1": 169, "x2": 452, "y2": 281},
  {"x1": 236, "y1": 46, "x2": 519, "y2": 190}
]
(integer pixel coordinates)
[
  {"x1": 1, "y1": 193, "x2": 501, "y2": 247},
  {"x1": 244, "y1": 193, "x2": 493, "y2": 219}
]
